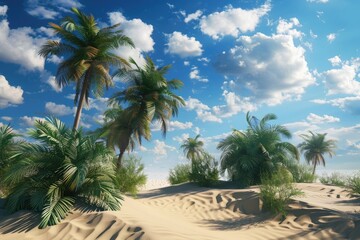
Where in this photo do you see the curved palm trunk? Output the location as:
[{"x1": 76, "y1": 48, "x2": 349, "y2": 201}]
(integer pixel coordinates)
[
  {"x1": 312, "y1": 162, "x2": 317, "y2": 176},
  {"x1": 116, "y1": 135, "x2": 131, "y2": 170},
  {"x1": 117, "y1": 150, "x2": 125, "y2": 169},
  {"x1": 73, "y1": 76, "x2": 89, "y2": 130}
]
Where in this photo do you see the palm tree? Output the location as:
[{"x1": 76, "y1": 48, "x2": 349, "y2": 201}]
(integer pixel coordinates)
[
  {"x1": 298, "y1": 131, "x2": 336, "y2": 176},
  {"x1": 110, "y1": 57, "x2": 185, "y2": 165},
  {"x1": 3, "y1": 118, "x2": 122, "y2": 228},
  {"x1": 96, "y1": 104, "x2": 151, "y2": 169},
  {"x1": 39, "y1": 8, "x2": 134, "y2": 130},
  {"x1": 217, "y1": 112, "x2": 299, "y2": 186},
  {"x1": 180, "y1": 134, "x2": 205, "y2": 161}
]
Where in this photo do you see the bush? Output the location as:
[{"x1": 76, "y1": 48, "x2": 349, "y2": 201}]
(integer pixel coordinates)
[
  {"x1": 168, "y1": 164, "x2": 191, "y2": 185},
  {"x1": 114, "y1": 155, "x2": 147, "y2": 196},
  {"x1": 189, "y1": 153, "x2": 219, "y2": 187},
  {"x1": 347, "y1": 172, "x2": 360, "y2": 195},
  {"x1": 260, "y1": 167, "x2": 303, "y2": 218},
  {"x1": 3, "y1": 118, "x2": 122, "y2": 228},
  {"x1": 319, "y1": 172, "x2": 348, "y2": 187},
  {"x1": 285, "y1": 162, "x2": 317, "y2": 183}
]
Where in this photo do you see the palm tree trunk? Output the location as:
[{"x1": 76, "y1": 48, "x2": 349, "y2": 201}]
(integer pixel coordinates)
[
  {"x1": 73, "y1": 77, "x2": 89, "y2": 130},
  {"x1": 117, "y1": 150, "x2": 125, "y2": 169},
  {"x1": 312, "y1": 162, "x2": 317, "y2": 176}
]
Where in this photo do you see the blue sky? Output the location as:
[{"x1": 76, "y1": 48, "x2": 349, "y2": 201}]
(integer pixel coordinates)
[{"x1": 0, "y1": 0, "x2": 359, "y2": 179}]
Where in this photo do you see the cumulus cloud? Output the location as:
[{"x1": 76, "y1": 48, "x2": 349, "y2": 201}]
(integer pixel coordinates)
[
  {"x1": 26, "y1": 0, "x2": 83, "y2": 19},
  {"x1": 20, "y1": 116, "x2": 46, "y2": 127},
  {"x1": 189, "y1": 66, "x2": 208, "y2": 82},
  {"x1": 306, "y1": 113, "x2": 340, "y2": 124},
  {"x1": 322, "y1": 64, "x2": 360, "y2": 95},
  {"x1": 0, "y1": 75, "x2": 23, "y2": 108},
  {"x1": 215, "y1": 32, "x2": 314, "y2": 106},
  {"x1": 165, "y1": 31, "x2": 203, "y2": 58},
  {"x1": 172, "y1": 133, "x2": 190, "y2": 144},
  {"x1": 27, "y1": 6, "x2": 59, "y2": 19},
  {"x1": 0, "y1": 15, "x2": 46, "y2": 71},
  {"x1": 152, "y1": 120, "x2": 193, "y2": 132},
  {"x1": 0, "y1": 5, "x2": 8, "y2": 16},
  {"x1": 199, "y1": 1, "x2": 270, "y2": 39},
  {"x1": 328, "y1": 56, "x2": 342, "y2": 66},
  {"x1": 276, "y1": 18, "x2": 303, "y2": 38},
  {"x1": 327, "y1": 33, "x2": 336, "y2": 43},
  {"x1": 184, "y1": 10, "x2": 203, "y2": 23},
  {"x1": 184, "y1": 97, "x2": 222, "y2": 123},
  {"x1": 1, "y1": 116, "x2": 12, "y2": 121},
  {"x1": 45, "y1": 102, "x2": 73, "y2": 116},
  {"x1": 153, "y1": 140, "x2": 176, "y2": 156},
  {"x1": 46, "y1": 76, "x2": 62, "y2": 92},
  {"x1": 312, "y1": 96, "x2": 360, "y2": 114}
]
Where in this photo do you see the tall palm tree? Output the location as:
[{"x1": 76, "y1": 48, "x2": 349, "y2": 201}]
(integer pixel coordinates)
[
  {"x1": 180, "y1": 134, "x2": 204, "y2": 161},
  {"x1": 96, "y1": 104, "x2": 151, "y2": 169},
  {"x1": 217, "y1": 112, "x2": 299, "y2": 186},
  {"x1": 298, "y1": 131, "x2": 336, "y2": 176},
  {"x1": 110, "y1": 57, "x2": 185, "y2": 165},
  {"x1": 111, "y1": 57, "x2": 185, "y2": 135},
  {"x1": 39, "y1": 8, "x2": 134, "y2": 130}
]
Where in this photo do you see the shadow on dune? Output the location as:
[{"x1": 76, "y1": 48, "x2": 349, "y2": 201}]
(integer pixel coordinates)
[{"x1": 0, "y1": 210, "x2": 41, "y2": 233}]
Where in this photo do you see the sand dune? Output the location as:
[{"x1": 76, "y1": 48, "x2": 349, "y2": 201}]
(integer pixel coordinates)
[{"x1": 0, "y1": 182, "x2": 359, "y2": 240}]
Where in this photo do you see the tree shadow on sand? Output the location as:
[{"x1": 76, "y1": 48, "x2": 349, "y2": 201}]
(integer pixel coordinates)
[{"x1": 0, "y1": 210, "x2": 41, "y2": 233}]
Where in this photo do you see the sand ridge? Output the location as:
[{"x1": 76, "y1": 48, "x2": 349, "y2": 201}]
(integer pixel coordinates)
[{"x1": 0, "y1": 182, "x2": 359, "y2": 240}]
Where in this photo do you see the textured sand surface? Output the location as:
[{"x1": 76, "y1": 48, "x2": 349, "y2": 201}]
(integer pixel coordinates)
[{"x1": 0, "y1": 182, "x2": 359, "y2": 240}]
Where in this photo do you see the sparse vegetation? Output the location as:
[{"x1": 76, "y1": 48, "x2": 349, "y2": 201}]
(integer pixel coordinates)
[
  {"x1": 114, "y1": 155, "x2": 147, "y2": 196},
  {"x1": 347, "y1": 172, "x2": 360, "y2": 196},
  {"x1": 189, "y1": 153, "x2": 219, "y2": 187},
  {"x1": 319, "y1": 172, "x2": 348, "y2": 187},
  {"x1": 260, "y1": 167, "x2": 303, "y2": 218},
  {"x1": 285, "y1": 162, "x2": 317, "y2": 183},
  {"x1": 168, "y1": 164, "x2": 191, "y2": 185}
]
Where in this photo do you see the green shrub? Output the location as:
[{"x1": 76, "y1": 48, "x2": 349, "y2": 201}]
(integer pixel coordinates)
[
  {"x1": 189, "y1": 153, "x2": 219, "y2": 187},
  {"x1": 114, "y1": 155, "x2": 147, "y2": 196},
  {"x1": 3, "y1": 118, "x2": 122, "y2": 228},
  {"x1": 260, "y1": 167, "x2": 303, "y2": 218},
  {"x1": 168, "y1": 164, "x2": 191, "y2": 185},
  {"x1": 319, "y1": 172, "x2": 348, "y2": 187},
  {"x1": 347, "y1": 172, "x2": 360, "y2": 195},
  {"x1": 285, "y1": 162, "x2": 317, "y2": 183}
]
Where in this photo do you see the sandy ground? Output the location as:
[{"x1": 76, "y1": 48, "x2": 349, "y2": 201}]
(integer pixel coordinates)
[{"x1": 0, "y1": 182, "x2": 359, "y2": 240}]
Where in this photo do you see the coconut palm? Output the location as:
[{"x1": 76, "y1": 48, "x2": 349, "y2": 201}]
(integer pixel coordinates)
[
  {"x1": 39, "y1": 8, "x2": 134, "y2": 130},
  {"x1": 95, "y1": 104, "x2": 151, "y2": 169},
  {"x1": 180, "y1": 134, "x2": 205, "y2": 161},
  {"x1": 298, "y1": 131, "x2": 336, "y2": 176},
  {"x1": 110, "y1": 57, "x2": 185, "y2": 165},
  {"x1": 3, "y1": 118, "x2": 122, "y2": 228},
  {"x1": 217, "y1": 112, "x2": 299, "y2": 186}
]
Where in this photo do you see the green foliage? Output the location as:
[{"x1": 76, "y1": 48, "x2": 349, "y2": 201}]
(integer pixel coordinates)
[
  {"x1": 260, "y1": 167, "x2": 303, "y2": 218},
  {"x1": 3, "y1": 118, "x2": 122, "y2": 228},
  {"x1": 180, "y1": 134, "x2": 205, "y2": 161},
  {"x1": 0, "y1": 125, "x2": 21, "y2": 197},
  {"x1": 168, "y1": 164, "x2": 191, "y2": 185},
  {"x1": 319, "y1": 172, "x2": 348, "y2": 187},
  {"x1": 218, "y1": 112, "x2": 299, "y2": 187},
  {"x1": 285, "y1": 161, "x2": 317, "y2": 183},
  {"x1": 114, "y1": 155, "x2": 147, "y2": 196},
  {"x1": 298, "y1": 131, "x2": 336, "y2": 175},
  {"x1": 347, "y1": 172, "x2": 360, "y2": 195},
  {"x1": 189, "y1": 153, "x2": 219, "y2": 187}
]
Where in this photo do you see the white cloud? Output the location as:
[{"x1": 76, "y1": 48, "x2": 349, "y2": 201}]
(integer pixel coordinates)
[
  {"x1": 0, "y1": 75, "x2": 23, "y2": 108},
  {"x1": 0, "y1": 5, "x2": 8, "y2": 16},
  {"x1": 37, "y1": 26, "x2": 55, "y2": 37},
  {"x1": 152, "y1": 120, "x2": 193, "y2": 132},
  {"x1": 310, "y1": 30, "x2": 318, "y2": 38},
  {"x1": 212, "y1": 91, "x2": 257, "y2": 117},
  {"x1": 172, "y1": 133, "x2": 190, "y2": 144},
  {"x1": 20, "y1": 116, "x2": 46, "y2": 127},
  {"x1": 323, "y1": 64, "x2": 360, "y2": 95},
  {"x1": 189, "y1": 67, "x2": 208, "y2": 82},
  {"x1": 27, "y1": 6, "x2": 59, "y2": 19},
  {"x1": 45, "y1": 102, "x2": 73, "y2": 116},
  {"x1": 311, "y1": 96, "x2": 360, "y2": 114},
  {"x1": 165, "y1": 31, "x2": 203, "y2": 58},
  {"x1": 184, "y1": 10, "x2": 203, "y2": 23},
  {"x1": 306, "y1": 113, "x2": 340, "y2": 124},
  {"x1": 307, "y1": 0, "x2": 329, "y2": 3},
  {"x1": 184, "y1": 61, "x2": 190, "y2": 66},
  {"x1": 46, "y1": 76, "x2": 62, "y2": 92},
  {"x1": 327, "y1": 33, "x2": 336, "y2": 43},
  {"x1": 193, "y1": 127, "x2": 201, "y2": 135},
  {"x1": 199, "y1": 2, "x2": 270, "y2": 39},
  {"x1": 184, "y1": 97, "x2": 222, "y2": 123},
  {"x1": 1, "y1": 116, "x2": 12, "y2": 121},
  {"x1": 153, "y1": 140, "x2": 176, "y2": 156},
  {"x1": 0, "y1": 17, "x2": 46, "y2": 71},
  {"x1": 276, "y1": 18, "x2": 303, "y2": 38},
  {"x1": 328, "y1": 56, "x2": 342, "y2": 66},
  {"x1": 215, "y1": 32, "x2": 314, "y2": 106},
  {"x1": 108, "y1": 12, "x2": 154, "y2": 67},
  {"x1": 166, "y1": 3, "x2": 174, "y2": 9},
  {"x1": 47, "y1": 55, "x2": 63, "y2": 64}
]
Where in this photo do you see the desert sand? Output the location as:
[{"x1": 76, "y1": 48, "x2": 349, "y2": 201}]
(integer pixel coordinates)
[{"x1": 0, "y1": 182, "x2": 359, "y2": 240}]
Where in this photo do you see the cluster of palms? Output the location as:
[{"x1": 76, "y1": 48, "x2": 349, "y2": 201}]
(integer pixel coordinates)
[
  {"x1": 180, "y1": 113, "x2": 336, "y2": 187},
  {"x1": 0, "y1": 8, "x2": 185, "y2": 228}
]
